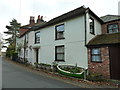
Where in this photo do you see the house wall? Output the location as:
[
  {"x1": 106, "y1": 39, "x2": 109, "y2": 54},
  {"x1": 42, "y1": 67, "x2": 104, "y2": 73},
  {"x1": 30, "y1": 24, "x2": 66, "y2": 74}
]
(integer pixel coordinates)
[
  {"x1": 102, "y1": 20, "x2": 120, "y2": 34},
  {"x1": 18, "y1": 36, "x2": 25, "y2": 59},
  {"x1": 32, "y1": 13, "x2": 102, "y2": 69},
  {"x1": 88, "y1": 47, "x2": 110, "y2": 78},
  {"x1": 18, "y1": 33, "x2": 30, "y2": 62},
  {"x1": 34, "y1": 15, "x2": 88, "y2": 68},
  {"x1": 86, "y1": 13, "x2": 102, "y2": 43},
  {"x1": 28, "y1": 31, "x2": 35, "y2": 64}
]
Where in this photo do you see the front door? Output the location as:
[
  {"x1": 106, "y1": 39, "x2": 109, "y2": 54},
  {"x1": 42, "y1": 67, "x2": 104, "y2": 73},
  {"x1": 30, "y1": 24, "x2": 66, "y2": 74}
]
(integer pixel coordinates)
[
  {"x1": 36, "y1": 49, "x2": 39, "y2": 63},
  {"x1": 109, "y1": 45, "x2": 120, "y2": 80}
]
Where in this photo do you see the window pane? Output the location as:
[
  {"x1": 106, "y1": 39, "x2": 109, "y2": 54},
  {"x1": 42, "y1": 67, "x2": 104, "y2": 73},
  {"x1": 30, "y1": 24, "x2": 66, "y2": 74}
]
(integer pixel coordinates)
[
  {"x1": 92, "y1": 56, "x2": 101, "y2": 62},
  {"x1": 108, "y1": 25, "x2": 113, "y2": 29},
  {"x1": 92, "y1": 48, "x2": 100, "y2": 54},
  {"x1": 35, "y1": 32, "x2": 40, "y2": 43},
  {"x1": 57, "y1": 32, "x2": 64, "y2": 39},
  {"x1": 113, "y1": 24, "x2": 118, "y2": 29},
  {"x1": 108, "y1": 24, "x2": 119, "y2": 33},
  {"x1": 56, "y1": 46, "x2": 65, "y2": 61},
  {"x1": 113, "y1": 29, "x2": 118, "y2": 33},
  {"x1": 109, "y1": 30, "x2": 113, "y2": 33},
  {"x1": 56, "y1": 25, "x2": 64, "y2": 32},
  {"x1": 56, "y1": 24, "x2": 65, "y2": 39},
  {"x1": 92, "y1": 56, "x2": 96, "y2": 61},
  {"x1": 57, "y1": 54, "x2": 64, "y2": 60},
  {"x1": 36, "y1": 32, "x2": 40, "y2": 37},
  {"x1": 96, "y1": 56, "x2": 101, "y2": 61},
  {"x1": 89, "y1": 17, "x2": 94, "y2": 34},
  {"x1": 57, "y1": 47, "x2": 64, "y2": 53}
]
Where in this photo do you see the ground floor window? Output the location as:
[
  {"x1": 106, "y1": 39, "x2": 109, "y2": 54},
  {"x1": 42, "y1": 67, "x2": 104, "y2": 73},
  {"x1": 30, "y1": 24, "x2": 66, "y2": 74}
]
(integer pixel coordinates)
[
  {"x1": 91, "y1": 48, "x2": 102, "y2": 62},
  {"x1": 55, "y1": 45, "x2": 65, "y2": 61}
]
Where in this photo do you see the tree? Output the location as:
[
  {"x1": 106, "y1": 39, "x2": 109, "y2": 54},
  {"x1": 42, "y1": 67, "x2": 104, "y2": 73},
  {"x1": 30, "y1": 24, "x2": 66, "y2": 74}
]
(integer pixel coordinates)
[
  {"x1": 4, "y1": 19, "x2": 21, "y2": 50},
  {"x1": 4, "y1": 19, "x2": 21, "y2": 57}
]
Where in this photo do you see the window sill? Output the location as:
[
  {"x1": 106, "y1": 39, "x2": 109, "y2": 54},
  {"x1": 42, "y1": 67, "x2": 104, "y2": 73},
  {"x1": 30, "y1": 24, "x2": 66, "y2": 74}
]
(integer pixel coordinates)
[
  {"x1": 90, "y1": 32, "x2": 95, "y2": 35},
  {"x1": 55, "y1": 38, "x2": 65, "y2": 40},
  {"x1": 55, "y1": 60, "x2": 65, "y2": 62},
  {"x1": 34, "y1": 43, "x2": 40, "y2": 44},
  {"x1": 91, "y1": 61, "x2": 102, "y2": 63}
]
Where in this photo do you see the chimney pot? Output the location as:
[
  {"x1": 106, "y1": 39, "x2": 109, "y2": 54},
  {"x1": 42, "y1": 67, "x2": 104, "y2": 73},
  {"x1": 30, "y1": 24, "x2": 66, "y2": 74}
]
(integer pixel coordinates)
[
  {"x1": 29, "y1": 16, "x2": 35, "y2": 25},
  {"x1": 37, "y1": 15, "x2": 44, "y2": 23},
  {"x1": 41, "y1": 16, "x2": 43, "y2": 20},
  {"x1": 38, "y1": 15, "x2": 40, "y2": 19}
]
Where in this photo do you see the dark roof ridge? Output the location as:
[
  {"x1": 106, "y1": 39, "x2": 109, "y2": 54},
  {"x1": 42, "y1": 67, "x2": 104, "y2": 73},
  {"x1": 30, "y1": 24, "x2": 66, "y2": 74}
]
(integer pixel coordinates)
[
  {"x1": 34, "y1": 5, "x2": 103, "y2": 31},
  {"x1": 101, "y1": 14, "x2": 120, "y2": 18},
  {"x1": 87, "y1": 32, "x2": 120, "y2": 46}
]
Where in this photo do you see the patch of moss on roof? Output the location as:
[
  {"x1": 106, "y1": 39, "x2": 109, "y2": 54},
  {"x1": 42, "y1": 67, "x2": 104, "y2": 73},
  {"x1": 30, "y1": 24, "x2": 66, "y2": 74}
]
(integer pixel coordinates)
[{"x1": 87, "y1": 33, "x2": 120, "y2": 46}]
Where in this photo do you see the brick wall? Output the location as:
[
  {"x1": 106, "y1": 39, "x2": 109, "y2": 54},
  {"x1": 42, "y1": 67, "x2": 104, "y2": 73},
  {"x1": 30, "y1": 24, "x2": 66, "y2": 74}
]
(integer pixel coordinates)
[
  {"x1": 88, "y1": 47, "x2": 110, "y2": 78},
  {"x1": 102, "y1": 20, "x2": 120, "y2": 34}
]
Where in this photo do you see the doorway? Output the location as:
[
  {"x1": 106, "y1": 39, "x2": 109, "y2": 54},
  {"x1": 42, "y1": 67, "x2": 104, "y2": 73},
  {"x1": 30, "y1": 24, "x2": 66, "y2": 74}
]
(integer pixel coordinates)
[
  {"x1": 35, "y1": 49, "x2": 39, "y2": 63},
  {"x1": 109, "y1": 45, "x2": 120, "y2": 80}
]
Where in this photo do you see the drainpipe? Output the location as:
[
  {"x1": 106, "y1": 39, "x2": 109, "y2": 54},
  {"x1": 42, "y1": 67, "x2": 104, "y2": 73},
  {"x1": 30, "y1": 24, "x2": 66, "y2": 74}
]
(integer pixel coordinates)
[
  {"x1": 84, "y1": 14, "x2": 87, "y2": 46},
  {"x1": 23, "y1": 35, "x2": 26, "y2": 63},
  {"x1": 84, "y1": 9, "x2": 89, "y2": 46},
  {"x1": 84, "y1": 9, "x2": 89, "y2": 80}
]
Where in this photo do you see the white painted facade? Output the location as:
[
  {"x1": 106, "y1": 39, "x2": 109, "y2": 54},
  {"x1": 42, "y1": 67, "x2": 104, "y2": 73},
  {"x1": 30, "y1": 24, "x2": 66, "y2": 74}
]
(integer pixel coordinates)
[
  {"x1": 86, "y1": 13, "x2": 101, "y2": 43},
  {"x1": 28, "y1": 13, "x2": 102, "y2": 69},
  {"x1": 27, "y1": 31, "x2": 35, "y2": 64},
  {"x1": 18, "y1": 35, "x2": 25, "y2": 60},
  {"x1": 18, "y1": 8, "x2": 102, "y2": 69}
]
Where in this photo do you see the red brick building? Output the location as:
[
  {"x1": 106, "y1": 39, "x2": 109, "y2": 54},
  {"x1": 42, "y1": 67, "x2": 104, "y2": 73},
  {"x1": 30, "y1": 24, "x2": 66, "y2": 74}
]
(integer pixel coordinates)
[{"x1": 87, "y1": 15, "x2": 120, "y2": 80}]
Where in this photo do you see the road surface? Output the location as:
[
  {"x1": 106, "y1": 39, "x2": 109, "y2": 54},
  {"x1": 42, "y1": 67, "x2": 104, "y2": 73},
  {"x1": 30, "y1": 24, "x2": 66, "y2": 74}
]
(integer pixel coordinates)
[{"x1": 2, "y1": 57, "x2": 80, "y2": 88}]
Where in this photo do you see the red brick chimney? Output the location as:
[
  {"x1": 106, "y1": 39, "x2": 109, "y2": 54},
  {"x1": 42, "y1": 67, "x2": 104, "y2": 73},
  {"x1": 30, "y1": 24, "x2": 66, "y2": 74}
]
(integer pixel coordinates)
[
  {"x1": 36, "y1": 15, "x2": 44, "y2": 23},
  {"x1": 29, "y1": 16, "x2": 35, "y2": 25}
]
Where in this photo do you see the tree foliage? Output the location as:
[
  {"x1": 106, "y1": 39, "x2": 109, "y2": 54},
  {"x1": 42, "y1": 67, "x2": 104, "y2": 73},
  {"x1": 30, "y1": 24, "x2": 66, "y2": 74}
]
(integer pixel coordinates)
[
  {"x1": 5, "y1": 19, "x2": 21, "y2": 57},
  {"x1": 5, "y1": 19, "x2": 20, "y2": 46}
]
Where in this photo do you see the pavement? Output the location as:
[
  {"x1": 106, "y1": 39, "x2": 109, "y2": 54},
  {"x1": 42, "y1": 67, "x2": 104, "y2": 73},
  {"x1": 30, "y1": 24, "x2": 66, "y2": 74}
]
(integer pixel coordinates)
[{"x1": 2, "y1": 57, "x2": 120, "y2": 88}]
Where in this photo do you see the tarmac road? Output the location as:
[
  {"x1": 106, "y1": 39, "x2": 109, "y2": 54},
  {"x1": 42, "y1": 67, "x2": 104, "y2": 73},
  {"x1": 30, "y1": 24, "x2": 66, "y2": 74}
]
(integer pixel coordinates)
[{"x1": 2, "y1": 57, "x2": 80, "y2": 88}]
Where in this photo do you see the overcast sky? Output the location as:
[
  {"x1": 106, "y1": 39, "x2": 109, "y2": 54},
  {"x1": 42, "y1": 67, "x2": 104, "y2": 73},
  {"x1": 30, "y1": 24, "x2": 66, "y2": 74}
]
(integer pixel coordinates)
[{"x1": 0, "y1": 0, "x2": 120, "y2": 38}]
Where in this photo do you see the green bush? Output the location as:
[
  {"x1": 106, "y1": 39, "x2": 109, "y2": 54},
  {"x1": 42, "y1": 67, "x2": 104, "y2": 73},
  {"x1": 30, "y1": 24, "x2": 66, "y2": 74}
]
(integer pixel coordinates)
[
  {"x1": 6, "y1": 50, "x2": 17, "y2": 58},
  {"x1": 87, "y1": 73, "x2": 104, "y2": 82}
]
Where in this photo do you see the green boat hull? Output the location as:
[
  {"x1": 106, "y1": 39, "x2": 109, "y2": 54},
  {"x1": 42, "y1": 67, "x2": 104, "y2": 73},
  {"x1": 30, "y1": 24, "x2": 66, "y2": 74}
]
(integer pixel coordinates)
[{"x1": 57, "y1": 65, "x2": 84, "y2": 78}]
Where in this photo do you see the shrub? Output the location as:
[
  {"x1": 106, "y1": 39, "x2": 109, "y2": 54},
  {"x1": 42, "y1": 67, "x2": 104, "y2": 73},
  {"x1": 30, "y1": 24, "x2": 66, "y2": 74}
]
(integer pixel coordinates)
[{"x1": 86, "y1": 73, "x2": 104, "y2": 82}]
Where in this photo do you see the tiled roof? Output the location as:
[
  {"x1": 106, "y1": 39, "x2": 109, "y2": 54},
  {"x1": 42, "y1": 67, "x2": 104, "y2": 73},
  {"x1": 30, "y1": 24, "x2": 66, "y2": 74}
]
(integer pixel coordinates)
[
  {"x1": 20, "y1": 22, "x2": 46, "y2": 37},
  {"x1": 87, "y1": 33, "x2": 120, "y2": 46},
  {"x1": 20, "y1": 6, "x2": 103, "y2": 37},
  {"x1": 33, "y1": 6, "x2": 103, "y2": 31},
  {"x1": 100, "y1": 15, "x2": 120, "y2": 23}
]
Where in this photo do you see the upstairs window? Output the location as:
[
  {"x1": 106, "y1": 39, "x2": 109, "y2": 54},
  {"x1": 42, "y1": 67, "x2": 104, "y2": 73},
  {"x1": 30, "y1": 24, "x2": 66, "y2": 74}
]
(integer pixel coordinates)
[
  {"x1": 35, "y1": 31, "x2": 40, "y2": 44},
  {"x1": 108, "y1": 24, "x2": 119, "y2": 34},
  {"x1": 89, "y1": 17, "x2": 95, "y2": 34},
  {"x1": 55, "y1": 45, "x2": 65, "y2": 61},
  {"x1": 91, "y1": 48, "x2": 102, "y2": 62},
  {"x1": 55, "y1": 24, "x2": 65, "y2": 40}
]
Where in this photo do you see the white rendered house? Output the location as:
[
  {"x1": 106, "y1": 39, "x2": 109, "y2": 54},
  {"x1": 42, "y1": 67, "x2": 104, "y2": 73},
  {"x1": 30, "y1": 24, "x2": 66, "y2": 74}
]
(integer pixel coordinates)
[
  {"x1": 19, "y1": 6, "x2": 103, "y2": 69},
  {"x1": 30, "y1": 6, "x2": 103, "y2": 68}
]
